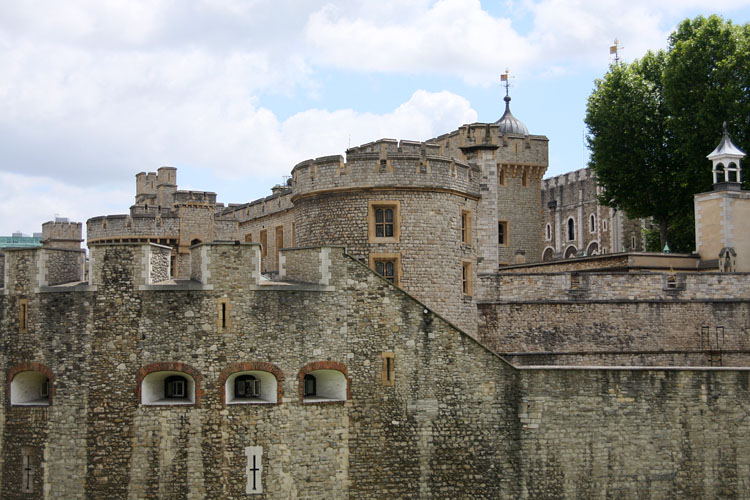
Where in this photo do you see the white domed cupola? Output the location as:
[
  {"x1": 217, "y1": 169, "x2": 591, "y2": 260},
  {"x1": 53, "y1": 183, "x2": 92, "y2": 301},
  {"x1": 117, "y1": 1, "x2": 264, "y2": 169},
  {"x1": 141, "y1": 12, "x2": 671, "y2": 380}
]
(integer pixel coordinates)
[{"x1": 707, "y1": 122, "x2": 745, "y2": 191}]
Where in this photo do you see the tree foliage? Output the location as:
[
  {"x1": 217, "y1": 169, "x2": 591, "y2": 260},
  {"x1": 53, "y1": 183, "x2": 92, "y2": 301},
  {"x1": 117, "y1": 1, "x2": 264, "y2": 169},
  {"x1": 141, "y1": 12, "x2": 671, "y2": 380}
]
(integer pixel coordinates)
[{"x1": 585, "y1": 15, "x2": 750, "y2": 252}]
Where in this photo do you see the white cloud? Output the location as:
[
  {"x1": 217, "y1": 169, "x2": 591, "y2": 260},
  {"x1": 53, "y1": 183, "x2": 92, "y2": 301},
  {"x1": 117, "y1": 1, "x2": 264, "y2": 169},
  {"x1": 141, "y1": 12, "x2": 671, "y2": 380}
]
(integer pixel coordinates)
[
  {"x1": 306, "y1": 0, "x2": 537, "y2": 85},
  {"x1": 281, "y1": 90, "x2": 477, "y2": 161},
  {"x1": 0, "y1": 172, "x2": 131, "y2": 237}
]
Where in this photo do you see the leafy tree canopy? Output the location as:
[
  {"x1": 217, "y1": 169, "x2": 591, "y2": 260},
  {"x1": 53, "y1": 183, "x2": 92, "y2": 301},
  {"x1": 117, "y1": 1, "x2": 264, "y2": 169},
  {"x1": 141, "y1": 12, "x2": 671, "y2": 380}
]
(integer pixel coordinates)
[{"x1": 585, "y1": 15, "x2": 750, "y2": 252}]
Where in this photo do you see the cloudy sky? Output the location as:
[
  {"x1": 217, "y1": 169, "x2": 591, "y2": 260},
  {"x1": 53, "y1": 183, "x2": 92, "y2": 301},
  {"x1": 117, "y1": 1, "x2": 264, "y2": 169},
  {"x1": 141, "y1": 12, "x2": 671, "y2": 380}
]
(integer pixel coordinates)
[{"x1": 2, "y1": 0, "x2": 750, "y2": 236}]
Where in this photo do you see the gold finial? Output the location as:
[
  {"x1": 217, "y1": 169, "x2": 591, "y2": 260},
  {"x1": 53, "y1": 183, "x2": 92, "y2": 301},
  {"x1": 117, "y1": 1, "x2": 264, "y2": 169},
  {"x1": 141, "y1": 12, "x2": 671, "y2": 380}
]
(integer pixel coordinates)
[{"x1": 609, "y1": 38, "x2": 624, "y2": 64}]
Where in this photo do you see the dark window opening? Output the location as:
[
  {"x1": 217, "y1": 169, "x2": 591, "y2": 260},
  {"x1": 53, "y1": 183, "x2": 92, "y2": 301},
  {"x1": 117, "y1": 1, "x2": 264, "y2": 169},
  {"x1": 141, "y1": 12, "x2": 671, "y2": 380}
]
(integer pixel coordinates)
[
  {"x1": 303, "y1": 374, "x2": 316, "y2": 397},
  {"x1": 235, "y1": 375, "x2": 261, "y2": 398},
  {"x1": 165, "y1": 375, "x2": 187, "y2": 399},
  {"x1": 567, "y1": 219, "x2": 575, "y2": 241}
]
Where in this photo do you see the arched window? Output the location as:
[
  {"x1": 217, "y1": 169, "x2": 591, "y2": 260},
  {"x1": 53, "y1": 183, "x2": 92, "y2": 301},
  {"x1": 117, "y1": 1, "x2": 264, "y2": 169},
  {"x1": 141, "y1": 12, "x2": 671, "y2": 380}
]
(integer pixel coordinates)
[
  {"x1": 303, "y1": 374, "x2": 316, "y2": 397},
  {"x1": 542, "y1": 247, "x2": 554, "y2": 261},
  {"x1": 564, "y1": 245, "x2": 578, "y2": 259},
  {"x1": 545, "y1": 224, "x2": 551, "y2": 241},
  {"x1": 589, "y1": 214, "x2": 596, "y2": 233},
  {"x1": 299, "y1": 362, "x2": 349, "y2": 404},
  {"x1": 587, "y1": 241, "x2": 599, "y2": 256},
  {"x1": 567, "y1": 218, "x2": 575, "y2": 241},
  {"x1": 10, "y1": 371, "x2": 51, "y2": 406},
  {"x1": 140, "y1": 367, "x2": 198, "y2": 406}
]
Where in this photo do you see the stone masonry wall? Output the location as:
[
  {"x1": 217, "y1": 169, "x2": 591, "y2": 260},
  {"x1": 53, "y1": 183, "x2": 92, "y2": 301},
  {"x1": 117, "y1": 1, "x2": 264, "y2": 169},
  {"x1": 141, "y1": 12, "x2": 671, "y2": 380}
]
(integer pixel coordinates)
[
  {"x1": 3, "y1": 243, "x2": 750, "y2": 498},
  {"x1": 42, "y1": 249, "x2": 85, "y2": 286},
  {"x1": 478, "y1": 301, "x2": 750, "y2": 355},
  {"x1": 517, "y1": 367, "x2": 750, "y2": 498},
  {"x1": 293, "y1": 189, "x2": 479, "y2": 335},
  {"x1": 239, "y1": 208, "x2": 295, "y2": 274},
  {"x1": 1, "y1": 243, "x2": 524, "y2": 499}
]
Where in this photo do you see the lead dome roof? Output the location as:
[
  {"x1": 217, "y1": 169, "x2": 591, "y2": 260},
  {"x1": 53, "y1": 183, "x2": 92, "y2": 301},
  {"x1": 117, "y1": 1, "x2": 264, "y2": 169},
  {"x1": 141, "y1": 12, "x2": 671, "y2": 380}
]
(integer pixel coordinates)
[{"x1": 495, "y1": 95, "x2": 529, "y2": 136}]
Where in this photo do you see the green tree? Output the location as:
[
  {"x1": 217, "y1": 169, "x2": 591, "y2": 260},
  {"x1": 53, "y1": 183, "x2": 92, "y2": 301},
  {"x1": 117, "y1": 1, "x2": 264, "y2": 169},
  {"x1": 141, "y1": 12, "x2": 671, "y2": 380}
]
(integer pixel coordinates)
[{"x1": 585, "y1": 15, "x2": 750, "y2": 252}]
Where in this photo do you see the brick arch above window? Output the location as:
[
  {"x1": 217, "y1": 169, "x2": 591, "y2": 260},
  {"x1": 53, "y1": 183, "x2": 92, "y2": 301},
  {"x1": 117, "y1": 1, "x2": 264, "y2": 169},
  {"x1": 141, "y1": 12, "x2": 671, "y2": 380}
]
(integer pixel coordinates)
[
  {"x1": 136, "y1": 362, "x2": 203, "y2": 407},
  {"x1": 8, "y1": 362, "x2": 56, "y2": 406},
  {"x1": 298, "y1": 361, "x2": 350, "y2": 404},
  {"x1": 218, "y1": 362, "x2": 284, "y2": 405}
]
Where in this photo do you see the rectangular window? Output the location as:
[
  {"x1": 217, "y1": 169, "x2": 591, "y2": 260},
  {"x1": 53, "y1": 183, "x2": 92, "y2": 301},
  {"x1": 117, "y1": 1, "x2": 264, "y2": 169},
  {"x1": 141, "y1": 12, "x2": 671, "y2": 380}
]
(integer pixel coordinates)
[
  {"x1": 462, "y1": 261, "x2": 473, "y2": 296},
  {"x1": 498, "y1": 167, "x2": 505, "y2": 186},
  {"x1": 522, "y1": 170, "x2": 528, "y2": 187},
  {"x1": 217, "y1": 298, "x2": 231, "y2": 332},
  {"x1": 260, "y1": 230, "x2": 267, "y2": 257},
  {"x1": 375, "y1": 207, "x2": 394, "y2": 238},
  {"x1": 370, "y1": 253, "x2": 401, "y2": 286},
  {"x1": 498, "y1": 221, "x2": 508, "y2": 246},
  {"x1": 375, "y1": 260, "x2": 395, "y2": 283},
  {"x1": 244, "y1": 233, "x2": 252, "y2": 242},
  {"x1": 382, "y1": 352, "x2": 395, "y2": 386},
  {"x1": 368, "y1": 201, "x2": 400, "y2": 242},
  {"x1": 460, "y1": 210, "x2": 471, "y2": 244},
  {"x1": 275, "y1": 226, "x2": 284, "y2": 270},
  {"x1": 19, "y1": 298, "x2": 28, "y2": 333}
]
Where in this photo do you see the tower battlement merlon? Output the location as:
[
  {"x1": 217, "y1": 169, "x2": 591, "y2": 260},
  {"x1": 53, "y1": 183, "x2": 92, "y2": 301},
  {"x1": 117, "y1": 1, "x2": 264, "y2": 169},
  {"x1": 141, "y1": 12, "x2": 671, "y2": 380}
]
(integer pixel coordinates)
[
  {"x1": 41, "y1": 220, "x2": 83, "y2": 250},
  {"x1": 136, "y1": 166, "x2": 178, "y2": 207},
  {"x1": 291, "y1": 140, "x2": 477, "y2": 202}
]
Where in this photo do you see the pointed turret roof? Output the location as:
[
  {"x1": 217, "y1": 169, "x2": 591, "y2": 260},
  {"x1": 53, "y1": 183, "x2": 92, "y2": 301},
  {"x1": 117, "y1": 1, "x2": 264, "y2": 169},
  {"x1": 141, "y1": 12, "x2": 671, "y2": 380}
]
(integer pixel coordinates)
[{"x1": 707, "y1": 122, "x2": 745, "y2": 160}]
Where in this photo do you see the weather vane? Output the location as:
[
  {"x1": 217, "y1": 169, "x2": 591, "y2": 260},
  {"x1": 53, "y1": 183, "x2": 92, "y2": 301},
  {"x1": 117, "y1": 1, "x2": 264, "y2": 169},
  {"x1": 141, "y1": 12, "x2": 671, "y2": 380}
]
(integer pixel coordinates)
[
  {"x1": 500, "y1": 68, "x2": 514, "y2": 96},
  {"x1": 609, "y1": 38, "x2": 624, "y2": 64}
]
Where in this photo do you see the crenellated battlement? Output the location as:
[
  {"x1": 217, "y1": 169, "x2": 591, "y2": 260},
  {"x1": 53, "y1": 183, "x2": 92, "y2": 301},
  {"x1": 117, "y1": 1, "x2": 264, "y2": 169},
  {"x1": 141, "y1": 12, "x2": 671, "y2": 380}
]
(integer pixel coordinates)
[
  {"x1": 41, "y1": 219, "x2": 83, "y2": 250},
  {"x1": 542, "y1": 167, "x2": 594, "y2": 190},
  {"x1": 1, "y1": 241, "x2": 348, "y2": 296},
  {"x1": 291, "y1": 138, "x2": 478, "y2": 201}
]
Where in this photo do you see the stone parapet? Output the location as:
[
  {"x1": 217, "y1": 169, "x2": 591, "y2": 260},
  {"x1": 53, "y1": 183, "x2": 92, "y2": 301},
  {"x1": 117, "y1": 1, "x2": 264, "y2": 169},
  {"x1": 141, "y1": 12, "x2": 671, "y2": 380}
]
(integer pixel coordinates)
[
  {"x1": 291, "y1": 139, "x2": 479, "y2": 201},
  {"x1": 478, "y1": 271, "x2": 750, "y2": 303}
]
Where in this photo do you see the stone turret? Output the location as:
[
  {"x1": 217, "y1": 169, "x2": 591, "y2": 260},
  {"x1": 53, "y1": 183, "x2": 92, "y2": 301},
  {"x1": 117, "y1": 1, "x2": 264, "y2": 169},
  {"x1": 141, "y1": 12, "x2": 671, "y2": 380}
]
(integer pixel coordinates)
[
  {"x1": 695, "y1": 123, "x2": 749, "y2": 271},
  {"x1": 41, "y1": 218, "x2": 83, "y2": 250}
]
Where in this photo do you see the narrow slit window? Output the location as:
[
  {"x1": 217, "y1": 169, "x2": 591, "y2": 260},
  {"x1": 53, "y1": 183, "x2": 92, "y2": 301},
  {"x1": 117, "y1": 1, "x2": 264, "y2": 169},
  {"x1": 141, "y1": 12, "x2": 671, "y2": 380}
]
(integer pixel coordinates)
[
  {"x1": 382, "y1": 352, "x2": 395, "y2": 386},
  {"x1": 221, "y1": 302, "x2": 227, "y2": 329},
  {"x1": 22, "y1": 451, "x2": 33, "y2": 493},
  {"x1": 19, "y1": 299, "x2": 28, "y2": 332}
]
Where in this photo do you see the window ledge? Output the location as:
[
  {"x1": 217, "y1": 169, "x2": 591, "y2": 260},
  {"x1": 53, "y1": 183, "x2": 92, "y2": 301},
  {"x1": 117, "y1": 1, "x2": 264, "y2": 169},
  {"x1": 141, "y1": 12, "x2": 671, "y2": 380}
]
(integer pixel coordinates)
[
  {"x1": 143, "y1": 399, "x2": 194, "y2": 406},
  {"x1": 11, "y1": 401, "x2": 50, "y2": 407},
  {"x1": 227, "y1": 399, "x2": 276, "y2": 405},
  {"x1": 302, "y1": 397, "x2": 346, "y2": 404}
]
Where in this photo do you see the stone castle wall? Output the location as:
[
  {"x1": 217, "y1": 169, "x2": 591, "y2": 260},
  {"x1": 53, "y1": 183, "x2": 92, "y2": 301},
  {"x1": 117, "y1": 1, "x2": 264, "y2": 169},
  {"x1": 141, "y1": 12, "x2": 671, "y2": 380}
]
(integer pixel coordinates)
[
  {"x1": 476, "y1": 272, "x2": 750, "y2": 359},
  {"x1": 3, "y1": 244, "x2": 750, "y2": 498},
  {"x1": 542, "y1": 168, "x2": 647, "y2": 259}
]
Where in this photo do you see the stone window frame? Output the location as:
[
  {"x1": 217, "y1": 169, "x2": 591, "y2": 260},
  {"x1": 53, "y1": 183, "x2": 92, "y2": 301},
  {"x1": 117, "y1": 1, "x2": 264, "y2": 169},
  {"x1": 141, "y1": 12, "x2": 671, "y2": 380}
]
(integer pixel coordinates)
[
  {"x1": 521, "y1": 170, "x2": 528, "y2": 187},
  {"x1": 244, "y1": 233, "x2": 252, "y2": 243},
  {"x1": 218, "y1": 362, "x2": 284, "y2": 406},
  {"x1": 602, "y1": 219, "x2": 608, "y2": 231},
  {"x1": 369, "y1": 252, "x2": 401, "y2": 287},
  {"x1": 18, "y1": 298, "x2": 29, "y2": 333},
  {"x1": 461, "y1": 260, "x2": 473, "y2": 296},
  {"x1": 368, "y1": 201, "x2": 401, "y2": 243},
  {"x1": 21, "y1": 447, "x2": 36, "y2": 493},
  {"x1": 460, "y1": 209, "x2": 472, "y2": 246},
  {"x1": 631, "y1": 235, "x2": 637, "y2": 250},
  {"x1": 498, "y1": 221, "x2": 509, "y2": 247},
  {"x1": 217, "y1": 298, "x2": 231, "y2": 332},
  {"x1": 298, "y1": 361, "x2": 350, "y2": 405},
  {"x1": 589, "y1": 214, "x2": 596, "y2": 233},
  {"x1": 381, "y1": 352, "x2": 395, "y2": 386},
  {"x1": 137, "y1": 362, "x2": 203, "y2": 407},
  {"x1": 8, "y1": 363, "x2": 55, "y2": 407},
  {"x1": 545, "y1": 223, "x2": 552, "y2": 241},
  {"x1": 567, "y1": 218, "x2": 576, "y2": 241}
]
